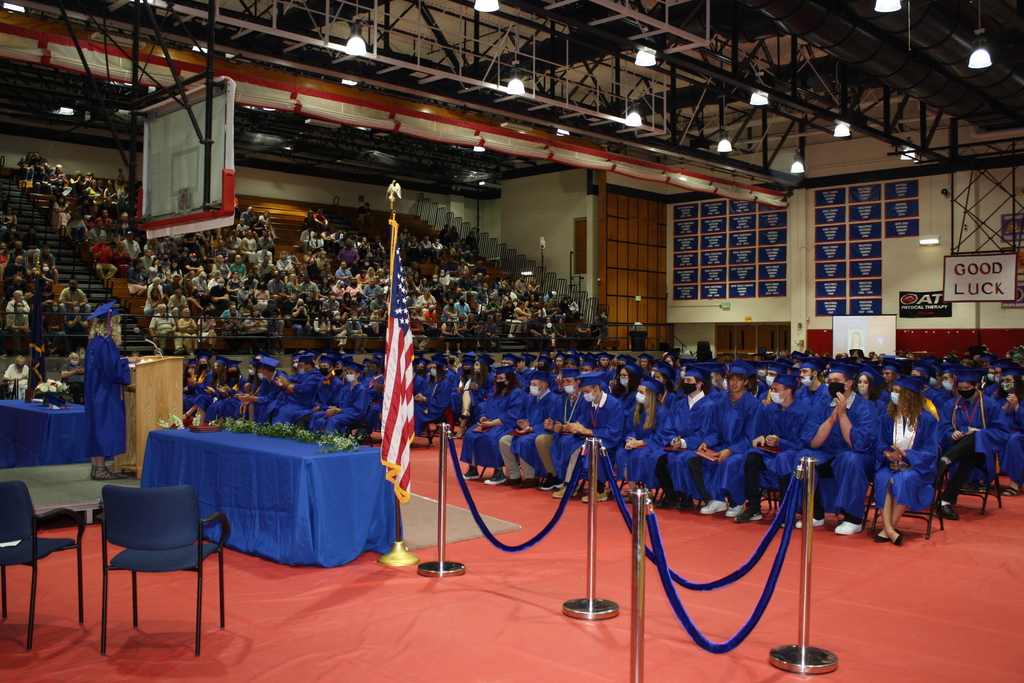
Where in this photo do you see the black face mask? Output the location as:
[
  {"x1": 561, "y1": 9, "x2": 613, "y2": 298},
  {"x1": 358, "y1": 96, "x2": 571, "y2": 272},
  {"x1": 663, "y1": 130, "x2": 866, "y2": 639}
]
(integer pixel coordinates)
[
  {"x1": 680, "y1": 382, "x2": 698, "y2": 395},
  {"x1": 494, "y1": 381, "x2": 506, "y2": 391},
  {"x1": 828, "y1": 382, "x2": 847, "y2": 398},
  {"x1": 320, "y1": 367, "x2": 331, "y2": 377},
  {"x1": 958, "y1": 387, "x2": 977, "y2": 400}
]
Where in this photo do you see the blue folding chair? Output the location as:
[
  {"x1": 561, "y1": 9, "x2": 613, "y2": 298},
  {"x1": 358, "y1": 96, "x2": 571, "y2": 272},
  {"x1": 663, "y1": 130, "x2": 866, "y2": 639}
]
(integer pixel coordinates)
[
  {"x1": 0, "y1": 480, "x2": 85, "y2": 651},
  {"x1": 100, "y1": 485, "x2": 230, "y2": 656}
]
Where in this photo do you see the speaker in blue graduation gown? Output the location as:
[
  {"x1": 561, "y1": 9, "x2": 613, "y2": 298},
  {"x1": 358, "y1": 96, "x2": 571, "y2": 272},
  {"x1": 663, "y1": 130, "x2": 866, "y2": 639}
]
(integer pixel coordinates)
[{"x1": 83, "y1": 302, "x2": 134, "y2": 472}]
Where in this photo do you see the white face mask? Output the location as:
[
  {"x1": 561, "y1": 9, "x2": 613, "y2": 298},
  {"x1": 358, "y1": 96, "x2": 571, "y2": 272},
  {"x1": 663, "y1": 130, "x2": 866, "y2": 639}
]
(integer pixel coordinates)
[
  {"x1": 582, "y1": 391, "x2": 595, "y2": 403},
  {"x1": 858, "y1": 384, "x2": 870, "y2": 398},
  {"x1": 619, "y1": 377, "x2": 629, "y2": 388},
  {"x1": 563, "y1": 384, "x2": 577, "y2": 395},
  {"x1": 529, "y1": 385, "x2": 541, "y2": 396},
  {"x1": 346, "y1": 374, "x2": 357, "y2": 383},
  {"x1": 430, "y1": 368, "x2": 437, "y2": 377},
  {"x1": 942, "y1": 380, "x2": 953, "y2": 391},
  {"x1": 800, "y1": 376, "x2": 813, "y2": 388},
  {"x1": 757, "y1": 369, "x2": 767, "y2": 379},
  {"x1": 635, "y1": 392, "x2": 646, "y2": 404},
  {"x1": 890, "y1": 392, "x2": 900, "y2": 405},
  {"x1": 769, "y1": 391, "x2": 783, "y2": 404},
  {"x1": 248, "y1": 368, "x2": 255, "y2": 375},
  {"x1": 70, "y1": 360, "x2": 79, "y2": 366}
]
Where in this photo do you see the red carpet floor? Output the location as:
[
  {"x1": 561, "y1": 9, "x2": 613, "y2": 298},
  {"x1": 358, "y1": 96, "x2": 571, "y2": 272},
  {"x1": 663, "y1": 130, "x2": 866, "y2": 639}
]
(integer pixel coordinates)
[{"x1": 3, "y1": 441, "x2": 1023, "y2": 682}]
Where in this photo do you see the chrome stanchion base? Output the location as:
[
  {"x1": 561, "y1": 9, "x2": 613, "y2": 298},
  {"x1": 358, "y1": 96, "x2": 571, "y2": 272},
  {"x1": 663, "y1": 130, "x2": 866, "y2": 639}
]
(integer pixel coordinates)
[
  {"x1": 769, "y1": 645, "x2": 839, "y2": 674},
  {"x1": 417, "y1": 560, "x2": 466, "y2": 577},
  {"x1": 376, "y1": 541, "x2": 420, "y2": 567},
  {"x1": 562, "y1": 598, "x2": 620, "y2": 621}
]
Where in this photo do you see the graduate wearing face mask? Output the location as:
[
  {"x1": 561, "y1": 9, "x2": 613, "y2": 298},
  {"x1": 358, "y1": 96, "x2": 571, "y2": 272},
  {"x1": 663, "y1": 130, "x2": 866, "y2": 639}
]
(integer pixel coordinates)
[
  {"x1": 616, "y1": 377, "x2": 674, "y2": 491},
  {"x1": 413, "y1": 357, "x2": 452, "y2": 437},
  {"x1": 303, "y1": 354, "x2": 345, "y2": 430},
  {"x1": 785, "y1": 363, "x2": 879, "y2": 535},
  {"x1": 856, "y1": 366, "x2": 892, "y2": 417},
  {"x1": 654, "y1": 366, "x2": 714, "y2": 512},
  {"x1": 320, "y1": 362, "x2": 370, "y2": 434},
  {"x1": 731, "y1": 373, "x2": 810, "y2": 524},
  {"x1": 795, "y1": 358, "x2": 830, "y2": 408},
  {"x1": 202, "y1": 358, "x2": 247, "y2": 422},
  {"x1": 270, "y1": 353, "x2": 323, "y2": 424},
  {"x1": 461, "y1": 367, "x2": 527, "y2": 485},
  {"x1": 551, "y1": 371, "x2": 625, "y2": 502},
  {"x1": 995, "y1": 368, "x2": 1024, "y2": 497},
  {"x1": 501, "y1": 372, "x2": 563, "y2": 490}
]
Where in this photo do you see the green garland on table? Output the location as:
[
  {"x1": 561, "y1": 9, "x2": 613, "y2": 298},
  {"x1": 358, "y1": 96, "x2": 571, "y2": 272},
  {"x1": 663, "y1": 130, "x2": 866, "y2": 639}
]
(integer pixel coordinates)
[{"x1": 212, "y1": 417, "x2": 363, "y2": 453}]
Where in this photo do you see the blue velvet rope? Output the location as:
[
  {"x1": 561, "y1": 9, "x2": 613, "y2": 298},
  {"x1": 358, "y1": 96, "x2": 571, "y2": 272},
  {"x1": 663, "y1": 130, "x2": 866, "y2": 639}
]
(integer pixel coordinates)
[
  {"x1": 646, "y1": 481, "x2": 798, "y2": 654},
  {"x1": 447, "y1": 437, "x2": 585, "y2": 552},
  {"x1": 601, "y1": 453, "x2": 798, "y2": 591}
]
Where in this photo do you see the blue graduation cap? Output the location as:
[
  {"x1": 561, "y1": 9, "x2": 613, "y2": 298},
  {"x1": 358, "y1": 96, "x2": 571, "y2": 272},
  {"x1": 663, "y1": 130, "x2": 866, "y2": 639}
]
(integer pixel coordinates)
[
  {"x1": 87, "y1": 300, "x2": 119, "y2": 321},
  {"x1": 531, "y1": 371, "x2": 554, "y2": 386},
  {"x1": 502, "y1": 353, "x2": 520, "y2": 364},
  {"x1": 477, "y1": 354, "x2": 494, "y2": 367},
  {"x1": 616, "y1": 354, "x2": 634, "y2": 364},
  {"x1": 799, "y1": 357, "x2": 826, "y2": 372},
  {"x1": 683, "y1": 367, "x2": 708, "y2": 383},
  {"x1": 260, "y1": 357, "x2": 280, "y2": 369},
  {"x1": 828, "y1": 363, "x2": 859, "y2": 381},
  {"x1": 639, "y1": 377, "x2": 665, "y2": 395},
  {"x1": 857, "y1": 365, "x2": 884, "y2": 387},
  {"x1": 430, "y1": 354, "x2": 447, "y2": 365},
  {"x1": 956, "y1": 368, "x2": 984, "y2": 384},
  {"x1": 577, "y1": 371, "x2": 604, "y2": 388},
  {"x1": 296, "y1": 353, "x2": 317, "y2": 365},
  {"x1": 638, "y1": 353, "x2": 654, "y2": 363},
  {"x1": 520, "y1": 353, "x2": 536, "y2": 364},
  {"x1": 1001, "y1": 367, "x2": 1022, "y2": 379},
  {"x1": 768, "y1": 361, "x2": 795, "y2": 376},
  {"x1": 196, "y1": 350, "x2": 213, "y2": 362},
  {"x1": 771, "y1": 374, "x2": 800, "y2": 389},
  {"x1": 911, "y1": 362, "x2": 937, "y2": 378},
  {"x1": 894, "y1": 374, "x2": 928, "y2": 394},
  {"x1": 560, "y1": 367, "x2": 581, "y2": 379},
  {"x1": 979, "y1": 352, "x2": 1000, "y2": 363},
  {"x1": 215, "y1": 356, "x2": 231, "y2": 366},
  {"x1": 344, "y1": 361, "x2": 363, "y2": 373},
  {"x1": 726, "y1": 359, "x2": 756, "y2": 377},
  {"x1": 662, "y1": 351, "x2": 678, "y2": 364},
  {"x1": 224, "y1": 358, "x2": 242, "y2": 370},
  {"x1": 653, "y1": 361, "x2": 677, "y2": 382},
  {"x1": 460, "y1": 355, "x2": 476, "y2": 367},
  {"x1": 493, "y1": 365, "x2": 516, "y2": 378},
  {"x1": 596, "y1": 352, "x2": 613, "y2": 361}
]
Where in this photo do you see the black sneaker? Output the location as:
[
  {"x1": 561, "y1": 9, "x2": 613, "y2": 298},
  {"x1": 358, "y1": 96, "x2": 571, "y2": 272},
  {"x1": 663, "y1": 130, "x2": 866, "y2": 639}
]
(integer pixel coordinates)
[
  {"x1": 464, "y1": 466, "x2": 481, "y2": 480},
  {"x1": 484, "y1": 471, "x2": 507, "y2": 486},
  {"x1": 937, "y1": 503, "x2": 960, "y2": 520},
  {"x1": 734, "y1": 508, "x2": 763, "y2": 524},
  {"x1": 655, "y1": 493, "x2": 679, "y2": 509},
  {"x1": 676, "y1": 496, "x2": 694, "y2": 511},
  {"x1": 538, "y1": 475, "x2": 564, "y2": 491}
]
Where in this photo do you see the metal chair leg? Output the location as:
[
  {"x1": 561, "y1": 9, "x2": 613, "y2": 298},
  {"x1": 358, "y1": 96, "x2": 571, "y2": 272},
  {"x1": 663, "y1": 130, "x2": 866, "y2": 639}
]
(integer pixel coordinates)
[
  {"x1": 195, "y1": 566, "x2": 203, "y2": 657},
  {"x1": 27, "y1": 561, "x2": 37, "y2": 651},
  {"x1": 101, "y1": 567, "x2": 108, "y2": 655},
  {"x1": 131, "y1": 572, "x2": 138, "y2": 628},
  {"x1": 1, "y1": 565, "x2": 6, "y2": 619},
  {"x1": 218, "y1": 550, "x2": 225, "y2": 630},
  {"x1": 76, "y1": 544, "x2": 84, "y2": 625}
]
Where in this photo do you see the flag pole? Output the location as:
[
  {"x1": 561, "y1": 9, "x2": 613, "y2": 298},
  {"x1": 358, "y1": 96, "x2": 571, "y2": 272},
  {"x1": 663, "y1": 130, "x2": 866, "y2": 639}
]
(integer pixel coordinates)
[
  {"x1": 377, "y1": 181, "x2": 419, "y2": 567},
  {"x1": 26, "y1": 270, "x2": 47, "y2": 402}
]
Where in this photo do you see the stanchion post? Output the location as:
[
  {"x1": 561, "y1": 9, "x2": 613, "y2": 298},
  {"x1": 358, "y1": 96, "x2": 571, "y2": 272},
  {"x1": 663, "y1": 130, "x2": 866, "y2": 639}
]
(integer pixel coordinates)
[
  {"x1": 629, "y1": 487, "x2": 651, "y2": 683},
  {"x1": 418, "y1": 423, "x2": 466, "y2": 577},
  {"x1": 769, "y1": 456, "x2": 838, "y2": 674},
  {"x1": 563, "y1": 438, "x2": 619, "y2": 620}
]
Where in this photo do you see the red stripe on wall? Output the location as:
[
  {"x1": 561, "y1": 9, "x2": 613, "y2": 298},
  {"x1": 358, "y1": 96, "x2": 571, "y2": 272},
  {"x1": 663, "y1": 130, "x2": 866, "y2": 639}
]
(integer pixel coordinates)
[{"x1": 806, "y1": 328, "x2": 1022, "y2": 357}]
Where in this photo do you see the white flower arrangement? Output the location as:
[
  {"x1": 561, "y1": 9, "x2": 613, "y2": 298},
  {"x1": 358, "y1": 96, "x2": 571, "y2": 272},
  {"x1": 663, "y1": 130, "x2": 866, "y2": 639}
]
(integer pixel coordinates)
[
  {"x1": 33, "y1": 379, "x2": 71, "y2": 400},
  {"x1": 157, "y1": 413, "x2": 186, "y2": 430}
]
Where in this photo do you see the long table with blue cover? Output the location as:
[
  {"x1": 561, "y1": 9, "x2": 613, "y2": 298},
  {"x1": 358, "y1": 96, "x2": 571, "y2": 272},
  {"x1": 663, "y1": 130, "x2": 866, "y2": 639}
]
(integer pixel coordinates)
[
  {"x1": 0, "y1": 399, "x2": 89, "y2": 468},
  {"x1": 142, "y1": 430, "x2": 396, "y2": 567}
]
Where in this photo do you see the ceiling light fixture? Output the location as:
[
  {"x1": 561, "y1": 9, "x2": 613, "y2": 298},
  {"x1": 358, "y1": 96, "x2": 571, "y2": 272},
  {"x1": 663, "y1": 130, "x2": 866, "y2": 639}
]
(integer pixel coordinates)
[
  {"x1": 506, "y1": 61, "x2": 525, "y2": 96},
  {"x1": 969, "y1": 1, "x2": 991, "y2": 69},
  {"x1": 833, "y1": 121, "x2": 851, "y2": 137},
  {"x1": 2, "y1": 3, "x2": 25, "y2": 12},
  {"x1": 634, "y1": 46, "x2": 656, "y2": 67},
  {"x1": 749, "y1": 90, "x2": 769, "y2": 106},
  {"x1": 555, "y1": 128, "x2": 570, "y2": 136},
  {"x1": 717, "y1": 136, "x2": 732, "y2": 153},
  {"x1": 899, "y1": 145, "x2": 917, "y2": 161},
  {"x1": 344, "y1": 23, "x2": 367, "y2": 57},
  {"x1": 474, "y1": 0, "x2": 499, "y2": 12},
  {"x1": 874, "y1": 0, "x2": 901, "y2": 12},
  {"x1": 472, "y1": 145, "x2": 485, "y2": 152},
  {"x1": 790, "y1": 152, "x2": 805, "y2": 174},
  {"x1": 341, "y1": 79, "x2": 358, "y2": 86},
  {"x1": 919, "y1": 234, "x2": 940, "y2": 245},
  {"x1": 624, "y1": 109, "x2": 642, "y2": 127}
]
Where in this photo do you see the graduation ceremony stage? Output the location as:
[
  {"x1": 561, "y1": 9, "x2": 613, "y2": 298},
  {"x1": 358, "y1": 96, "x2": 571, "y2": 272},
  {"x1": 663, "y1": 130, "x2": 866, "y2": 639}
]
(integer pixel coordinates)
[{"x1": 3, "y1": 440, "x2": 1022, "y2": 681}]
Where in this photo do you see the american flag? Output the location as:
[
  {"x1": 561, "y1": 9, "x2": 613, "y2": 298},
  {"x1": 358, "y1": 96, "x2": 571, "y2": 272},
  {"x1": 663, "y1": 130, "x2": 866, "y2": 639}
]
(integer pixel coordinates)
[{"x1": 380, "y1": 244, "x2": 414, "y2": 503}]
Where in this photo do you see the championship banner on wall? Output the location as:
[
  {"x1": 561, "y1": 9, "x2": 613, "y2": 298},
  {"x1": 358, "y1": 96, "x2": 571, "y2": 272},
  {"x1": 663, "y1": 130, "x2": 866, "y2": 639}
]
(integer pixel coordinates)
[{"x1": 899, "y1": 291, "x2": 952, "y2": 318}]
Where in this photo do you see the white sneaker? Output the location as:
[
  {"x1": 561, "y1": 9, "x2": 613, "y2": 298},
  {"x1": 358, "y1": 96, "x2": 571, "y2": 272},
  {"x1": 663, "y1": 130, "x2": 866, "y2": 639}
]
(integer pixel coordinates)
[
  {"x1": 834, "y1": 521, "x2": 864, "y2": 535},
  {"x1": 725, "y1": 504, "x2": 745, "y2": 518},
  {"x1": 700, "y1": 500, "x2": 729, "y2": 515},
  {"x1": 795, "y1": 517, "x2": 825, "y2": 528}
]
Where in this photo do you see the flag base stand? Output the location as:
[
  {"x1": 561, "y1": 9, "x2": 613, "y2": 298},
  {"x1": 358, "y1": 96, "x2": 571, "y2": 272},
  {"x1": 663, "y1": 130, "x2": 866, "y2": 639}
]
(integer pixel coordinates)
[
  {"x1": 562, "y1": 598, "x2": 619, "y2": 620},
  {"x1": 768, "y1": 646, "x2": 838, "y2": 675},
  {"x1": 377, "y1": 541, "x2": 420, "y2": 567}
]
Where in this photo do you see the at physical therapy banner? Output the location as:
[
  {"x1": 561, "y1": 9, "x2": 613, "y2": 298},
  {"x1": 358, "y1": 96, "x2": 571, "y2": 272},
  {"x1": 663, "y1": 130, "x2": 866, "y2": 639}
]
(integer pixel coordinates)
[{"x1": 898, "y1": 291, "x2": 952, "y2": 318}]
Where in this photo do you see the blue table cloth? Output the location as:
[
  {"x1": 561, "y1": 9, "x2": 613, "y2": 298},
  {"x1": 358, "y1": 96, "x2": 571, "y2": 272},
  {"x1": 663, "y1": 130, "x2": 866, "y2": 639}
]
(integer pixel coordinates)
[
  {"x1": 142, "y1": 430, "x2": 396, "y2": 567},
  {"x1": 0, "y1": 400, "x2": 89, "y2": 468}
]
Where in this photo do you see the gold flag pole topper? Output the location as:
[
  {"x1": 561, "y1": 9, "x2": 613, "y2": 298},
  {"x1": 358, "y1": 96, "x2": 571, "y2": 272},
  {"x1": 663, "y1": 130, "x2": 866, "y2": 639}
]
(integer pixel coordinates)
[{"x1": 377, "y1": 179, "x2": 419, "y2": 567}]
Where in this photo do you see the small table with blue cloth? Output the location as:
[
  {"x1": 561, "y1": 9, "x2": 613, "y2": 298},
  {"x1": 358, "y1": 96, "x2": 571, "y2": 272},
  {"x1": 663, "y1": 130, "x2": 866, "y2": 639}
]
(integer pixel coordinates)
[
  {"x1": 142, "y1": 430, "x2": 396, "y2": 567},
  {"x1": 0, "y1": 400, "x2": 89, "y2": 468}
]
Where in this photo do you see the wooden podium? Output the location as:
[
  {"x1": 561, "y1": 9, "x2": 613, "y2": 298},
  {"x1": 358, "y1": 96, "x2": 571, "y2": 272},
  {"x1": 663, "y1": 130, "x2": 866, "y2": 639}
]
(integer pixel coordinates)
[{"x1": 116, "y1": 355, "x2": 183, "y2": 478}]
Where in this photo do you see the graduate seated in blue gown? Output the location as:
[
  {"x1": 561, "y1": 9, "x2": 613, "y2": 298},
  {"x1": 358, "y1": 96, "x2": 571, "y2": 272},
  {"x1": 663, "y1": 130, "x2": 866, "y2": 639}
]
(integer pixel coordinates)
[
  {"x1": 686, "y1": 360, "x2": 763, "y2": 518},
  {"x1": 320, "y1": 362, "x2": 370, "y2": 433},
  {"x1": 608, "y1": 362, "x2": 641, "y2": 413},
  {"x1": 795, "y1": 357, "x2": 831, "y2": 409},
  {"x1": 203, "y1": 357, "x2": 245, "y2": 422},
  {"x1": 361, "y1": 355, "x2": 386, "y2": 434},
  {"x1": 500, "y1": 371, "x2": 563, "y2": 489},
  {"x1": 452, "y1": 355, "x2": 494, "y2": 439},
  {"x1": 936, "y1": 367, "x2": 1010, "y2": 520},
  {"x1": 270, "y1": 352, "x2": 322, "y2": 424},
  {"x1": 732, "y1": 373, "x2": 810, "y2": 523},
  {"x1": 413, "y1": 356, "x2": 453, "y2": 437},
  {"x1": 617, "y1": 377, "x2": 674, "y2": 486},
  {"x1": 873, "y1": 375, "x2": 941, "y2": 545},
  {"x1": 461, "y1": 366, "x2": 526, "y2": 483},
  {"x1": 302, "y1": 353, "x2": 345, "y2": 429},
  {"x1": 239, "y1": 356, "x2": 285, "y2": 423},
  {"x1": 855, "y1": 365, "x2": 892, "y2": 418},
  {"x1": 550, "y1": 371, "x2": 625, "y2": 503},
  {"x1": 512, "y1": 368, "x2": 586, "y2": 491},
  {"x1": 183, "y1": 350, "x2": 217, "y2": 422},
  {"x1": 995, "y1": 369, "x2": 1024, "y2": 497},
  {"x1": 786, "y1": 362, "x2": 879, "y2": 535},
  {"x1": 654, "y1": 367, "x2": 714, "y2": 511}
]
